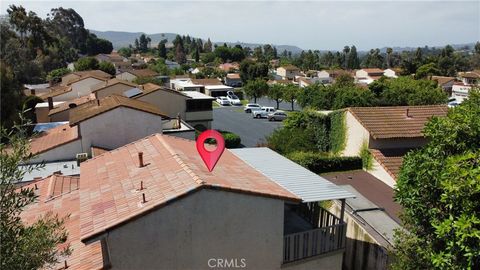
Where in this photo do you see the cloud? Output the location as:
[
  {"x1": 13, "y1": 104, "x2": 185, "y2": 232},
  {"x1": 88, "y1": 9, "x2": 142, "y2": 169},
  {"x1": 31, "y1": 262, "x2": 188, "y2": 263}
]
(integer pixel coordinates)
[{"x1": 2, "y1": 0, "x2": 478, "y2": 50}]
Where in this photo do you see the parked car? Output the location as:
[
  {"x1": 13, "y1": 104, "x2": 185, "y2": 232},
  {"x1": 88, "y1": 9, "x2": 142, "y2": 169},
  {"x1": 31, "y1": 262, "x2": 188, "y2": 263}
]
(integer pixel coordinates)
[
  {"x1": 227, "y1": 93, "x2": 242, "y2": 105},
  {"x1": 252, "y1": 107, "x2": 275, "y2": 118},
  {"x1": 448, "y1": 97, "x2": 462, "y2": 108},
  {"x1": 268, "y1": 111, "x2": 288, "y2": 121},
  {"x1": 216, "y1": 96, "x2": 231, "y2": 106},
  {"x1": 244, "y1": 103, "x2": 261, "y2": 113}
]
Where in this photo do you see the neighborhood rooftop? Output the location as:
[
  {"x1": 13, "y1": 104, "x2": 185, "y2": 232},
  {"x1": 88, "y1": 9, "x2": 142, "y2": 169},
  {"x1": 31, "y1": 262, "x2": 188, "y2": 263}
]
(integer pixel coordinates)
[
  {"x1": 28, "y1": 123, "x2": 79, "y2": 155},
  {"x1": 69, "y1": 95, "x2": 168, "y2": 125},
  {"x1": 78, "y1": 134, "x2": 300, "y2": 241},
  {"x1": 348, "y1": 105, "x2": 448, "y2": 139}
]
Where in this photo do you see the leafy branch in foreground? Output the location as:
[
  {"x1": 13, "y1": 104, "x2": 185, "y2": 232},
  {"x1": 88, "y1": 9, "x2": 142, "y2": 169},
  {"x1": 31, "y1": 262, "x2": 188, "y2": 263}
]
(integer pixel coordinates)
[{"x1": 0, "y1": 114, "x2": 71, "y2": 270}]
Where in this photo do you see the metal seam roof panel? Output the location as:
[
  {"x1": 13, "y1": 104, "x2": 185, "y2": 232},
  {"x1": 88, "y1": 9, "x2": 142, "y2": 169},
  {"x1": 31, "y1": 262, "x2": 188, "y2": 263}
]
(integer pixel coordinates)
[{"x1": 231, "y1": 148, "x2": 355, "y2": 202}]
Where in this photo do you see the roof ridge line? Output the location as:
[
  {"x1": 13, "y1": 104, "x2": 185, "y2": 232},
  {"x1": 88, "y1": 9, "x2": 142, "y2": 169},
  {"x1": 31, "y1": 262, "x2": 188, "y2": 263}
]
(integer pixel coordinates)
[{"x1": 155, "y1": 134, "x2": 206, "y2": 185}]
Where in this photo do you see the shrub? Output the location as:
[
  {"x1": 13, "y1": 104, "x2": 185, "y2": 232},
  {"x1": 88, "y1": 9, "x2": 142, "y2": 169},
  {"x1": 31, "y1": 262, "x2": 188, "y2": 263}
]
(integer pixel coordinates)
[
  {"x1": 286, "y1": 151, "x2": 362, "y2": 173},
  {"x1": 359, "y1": 141, "x2": 372, "y2": 170}
]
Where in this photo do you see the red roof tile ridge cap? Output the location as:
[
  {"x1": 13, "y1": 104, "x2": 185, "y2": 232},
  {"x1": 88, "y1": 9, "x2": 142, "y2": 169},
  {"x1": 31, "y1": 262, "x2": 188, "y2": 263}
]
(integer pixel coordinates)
[{"x1": 155, "y1": 134, "x2": 205, "y2": 185}]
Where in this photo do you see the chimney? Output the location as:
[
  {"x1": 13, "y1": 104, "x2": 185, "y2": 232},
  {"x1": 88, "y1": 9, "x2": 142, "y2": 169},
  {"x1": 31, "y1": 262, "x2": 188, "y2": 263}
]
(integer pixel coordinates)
[
  {"x1": 138, "y1": 152, "x2": 144, "y2": 168},
  {"x1": 30, "y1": 89, "x2": 36, "y2": 96},
  {"x1": 96, "y1": 99, "x2": 100, "y2": 106},
  {"x1": 47, "y1": 97, "x2": 54, "y2": 110},
  {"x1": 406, "y1": 108, "x2": 411, "y2": 118},
  {"x1": 142, "y1": 193, "x2": 147, "y2": 203}
]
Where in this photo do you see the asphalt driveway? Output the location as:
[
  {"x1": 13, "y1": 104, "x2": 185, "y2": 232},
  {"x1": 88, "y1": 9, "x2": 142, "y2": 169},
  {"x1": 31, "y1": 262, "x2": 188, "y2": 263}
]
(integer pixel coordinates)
[{"x1": 212, "y1": 106, "x2": 283, "y2": 147}]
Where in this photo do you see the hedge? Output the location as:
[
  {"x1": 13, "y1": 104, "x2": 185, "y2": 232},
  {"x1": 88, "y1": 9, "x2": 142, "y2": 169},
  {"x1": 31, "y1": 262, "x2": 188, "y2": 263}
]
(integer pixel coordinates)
[
  {"x1": 195, "y1": 129, "x2": 242, "y2": 149},
  {"x1": 329, "y1": 110, "x2": 346, "y2": 154},
  {"x1": 286, "y1": 151, "x2": 362, "y2": 173}
]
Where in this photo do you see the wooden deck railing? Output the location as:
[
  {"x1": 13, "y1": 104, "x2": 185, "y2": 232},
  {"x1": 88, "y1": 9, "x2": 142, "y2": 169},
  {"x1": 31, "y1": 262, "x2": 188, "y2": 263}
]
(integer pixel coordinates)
[
  {"x1": 284, "y1": 206, "x2": 346, "y2": 264},
  {"x1": 283, "y1": 222, "x2": 346, "y2": 263}
]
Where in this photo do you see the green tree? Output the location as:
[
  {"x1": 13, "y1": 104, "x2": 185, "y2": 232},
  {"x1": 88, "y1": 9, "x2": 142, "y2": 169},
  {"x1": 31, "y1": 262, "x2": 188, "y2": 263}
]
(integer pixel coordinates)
[
  {"x1": 47, "y1": 67, "x2": 71, "y2": 83},
  {"x1": 1, "y1": 116, "x2": 71, "y2": 269},
  {"x1": 204, "y1": 38, "x2": 213, "y2": 53},
  {"x1": 415, "y1": 63, "x2": 441, "y2": 79},
  {"x1": 243, "y1": 79, "x2": 269, "y2": 103},
  {"x1": 239, "y1": 60, "x2": 269, "y2": 82},
  {"x1": 267, "y1": 84, "x2": 284, "y2": 109},
  {"x1": 380, "y1": 76, "x2": 447, "y2": 106},
  {"x1": 74, "y1": 57, "x2": 99, "y2": 71},
  {"x1": 118, "y1": 47, "x2": 132, "y2": 57},
  {"x1": 157, "y1": 40, "x2": 167, "y2": 58},
  {"x1": 283, "y1": 84, "x2": 300, "y2": 111},
  {"x1": 347, "y1": 45, "x2": 360, "y2": 69},
  {"x1": 393, "y1": 89, "x2": 480, "y2": 270},
  {"x1": 98, "y1": 61, "x2": 116, "y2": 75}
]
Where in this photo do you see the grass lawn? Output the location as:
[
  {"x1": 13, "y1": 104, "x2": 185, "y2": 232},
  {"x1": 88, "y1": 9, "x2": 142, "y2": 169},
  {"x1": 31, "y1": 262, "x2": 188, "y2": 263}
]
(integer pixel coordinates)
[
  {"x1": 240, "y1": 99, "x2": 249, "y2": 106},
  {"x1": 212, "y1": 101, "x2": 221, "y2": 108}
]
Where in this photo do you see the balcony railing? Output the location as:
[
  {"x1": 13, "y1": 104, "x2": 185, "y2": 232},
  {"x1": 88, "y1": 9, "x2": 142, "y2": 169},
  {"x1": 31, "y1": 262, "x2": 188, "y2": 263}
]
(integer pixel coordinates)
[{"x1": 283, "y1": 207, "x2": 346, "y2": 264}]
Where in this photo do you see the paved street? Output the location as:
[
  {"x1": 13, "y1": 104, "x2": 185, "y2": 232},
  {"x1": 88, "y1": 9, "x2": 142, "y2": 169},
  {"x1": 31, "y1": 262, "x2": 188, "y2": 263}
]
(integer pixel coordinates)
[{"x1": 212, "y1": 98, "x2": 301, "y2": 147}]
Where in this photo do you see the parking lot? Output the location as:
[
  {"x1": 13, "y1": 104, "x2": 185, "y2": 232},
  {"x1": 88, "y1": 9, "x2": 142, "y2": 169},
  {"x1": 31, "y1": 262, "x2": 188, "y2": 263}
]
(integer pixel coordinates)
[{"x1": 212, "y1": 98, "x2": 301, "y2": 147}]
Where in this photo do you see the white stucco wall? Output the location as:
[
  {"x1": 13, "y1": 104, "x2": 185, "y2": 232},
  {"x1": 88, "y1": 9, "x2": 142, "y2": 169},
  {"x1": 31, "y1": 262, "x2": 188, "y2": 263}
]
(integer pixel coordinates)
[
  {"x1": 368, "y1": 158, "x2": 397, "y2": 188},
  {"x1": 136, "y1": 90, "x2": 188, "y2": 118},
  {"x1": 343, "y1": 111, "x2": 370, "y2": 156},
  {"x1": 78, "y1": 107, "x2": 163, "y2": 152},
  {"x1": 115, "y1": 72, "x2": 137, "y2": 82},
  {"x1": 105, "y1": 189, "x2": 286, "y2": 270},
  {"x1": 52, "y1": 78, "x2": 105, "y2": 102},
  {"x1": 30, "y1": 139, "x2": 83, "y2": 164},
  {"x1": 355, "y1": 70, "x2": 368, "y2": 79},
  {"x1": 383, "y1": 69, "x2": 397, "y2": 78}
]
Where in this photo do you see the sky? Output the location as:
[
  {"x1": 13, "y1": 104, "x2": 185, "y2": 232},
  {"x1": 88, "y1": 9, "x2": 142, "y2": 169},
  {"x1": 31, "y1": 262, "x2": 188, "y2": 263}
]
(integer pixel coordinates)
[{"x1": 1, "y1": 0, "x2": 479, "y2": 51}]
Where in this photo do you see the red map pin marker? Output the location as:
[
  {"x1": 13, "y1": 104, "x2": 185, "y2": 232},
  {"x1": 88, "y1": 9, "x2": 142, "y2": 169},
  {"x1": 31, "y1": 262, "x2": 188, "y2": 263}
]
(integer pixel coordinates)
[{"x1": 196, "y1": 130, "x2": 225, "y2": 172}]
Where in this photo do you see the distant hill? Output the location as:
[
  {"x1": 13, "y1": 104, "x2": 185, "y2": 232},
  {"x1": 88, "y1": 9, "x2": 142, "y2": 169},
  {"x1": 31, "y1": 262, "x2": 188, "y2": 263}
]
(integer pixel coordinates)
[
  {"x1": 91, "y1": 30, "x2": 475, "y2": 55},
  {"x1": 90, "y1": 30, "x2": 304, "y2": 54}
]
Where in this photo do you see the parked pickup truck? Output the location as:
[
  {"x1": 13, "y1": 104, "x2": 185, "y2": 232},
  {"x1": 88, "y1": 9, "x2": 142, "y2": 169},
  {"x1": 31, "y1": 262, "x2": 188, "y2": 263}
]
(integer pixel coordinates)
[{"x1": 252, "y1": 107, "x2": 276, "y2": 118}]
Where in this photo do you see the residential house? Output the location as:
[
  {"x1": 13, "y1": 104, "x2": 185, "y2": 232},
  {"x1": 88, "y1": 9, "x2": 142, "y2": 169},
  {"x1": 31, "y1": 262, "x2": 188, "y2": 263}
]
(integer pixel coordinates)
[
  {"x1": 317, "y1": 71, "x2": 334, "y2": 84},
  {"x1": 35, "y1": 100, "x2": 65, "y2": 123},
  {"x1": 39, "y1": 72, "x2": 111, "y2": 102},
  {"x1": 298, "y1": 77, "x2": 314, "y2": 88},
  {"x1": 188, "y1": 78, "x2": 233, "y2": 97},
  {"x1": 133, "y1": 84, "x2": 214, "y2": 130},
  {"x1": 91, "y1": 78, "x2": 139, "y2": 99},
  {"x1": 324, "y1": 170, "x2": 402, "y2": 270},
  {"x1": 224, "y1": 73, "x2": 242, "y2": 87},
  {"x1": 383, "y1": 68, "x2": 399, "y2": 78},
  {"x1": 342, "y1": 105, "x2": 448, "y2": 187},
  {"x1": 267, "y1": 79, "x2": 294, "y2": 86},
  {"x1": 27, "y1": 95, "x2": 195, "y2": 164},
  {"x1": 47, "y1": 95, "x2": 96, "y2": 122},
  {"x1": 430, "y1": 76, "x2": 455, "y2": 94},
  {"x1": 452, "y1": 70, "x2": 480, "y2": 101},
  {"x1": 218, "y1": 62, "x2": 240, "y2": 72},
  {"x1": 165, "y1": 59, "x2": 180, "y2": 69},
  {"x1": 61, "y1": 70, "x2": 112, "y2": 85},
  {"x1": 355, "y1": 68, "x2": 384, "y2": 84},
  {"x1": 21, "y1": 135, "x2": 353, "y2": 269},
  {"x1": 276, "y1": 65, "x2": 301, "y2": 80},
  {"x1": 116, "y1": 69, "x2": 159, "y2": 82}
]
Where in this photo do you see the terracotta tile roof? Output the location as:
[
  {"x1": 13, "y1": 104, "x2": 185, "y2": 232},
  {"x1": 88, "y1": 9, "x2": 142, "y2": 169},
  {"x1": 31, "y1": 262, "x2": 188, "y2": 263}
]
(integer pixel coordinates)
[
  {"x1": 279, "y1": 64, "x2": 300, "y2": 71},
  {"x1": 226, "y1": 73, "x2": 241, "y2": 79},
  {"x1": 190, "y1": 78, "x2": 222, "y2": 86},
  {"x1": 72, "y1": 70, "x2": 112, "y2": 79},
  {"x1": 91, "y1": 146, "x2": 110, "y2": 157},
  {"x1": 20, "y1": 175, "x2": 103, "y2": 270},
  {"x1": 69, "y1": 95, "x2": 168, "y2": 125},
  {"x1": 121, "y1": 69, "x2": 158, "y2": 78},
  {"x1": 361, "y1": 68, "x2": 384, "y2": 75},
  {"x1": 323, "y1": 170, "x2": 402, "y2": 223},
  {"x1": 79, "y1": 134, "x2": 299, "y2": 242},
  {"x1": 458, "y1": 70, "x2": 480, "y2": 79},
  {"x1": 37, "y1": 85, "x2": 72, "y2": 100},
  {"x1": 65, "y1": 75, "x2": 109, "y2": 86},
  {"x1": 369, "y1": 75, "x2": 383, "y2": 80},
  {"x1": 91, "y1": 78, "x2": 138, "y2": 93},
  {"x1": 267, "y1": 79, "x2": 293, "y2": 85},
  {"x1": 29, "y1": 124, "x2": 80, "y2": 155},
  {"x1": 135, "y1": 84, "x2": 188, "y2": 98},
  {"x1": 218, "y1": 63, "x2": 240, "y2": 71},
  {"x1": 430, "y1": 76, "x2": 455, "y2": 86},
  {"x1": 48, "y1": 94, "x2": 96, "y2": 116},
  {"x1": 370, "y1": 148, "x2": 411, "y2": 180},
  {"x1": 348, "y1": 105, "x2": 448, "y2": 139}
]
